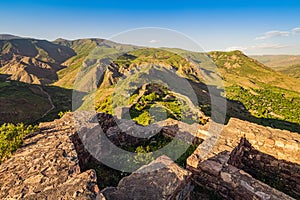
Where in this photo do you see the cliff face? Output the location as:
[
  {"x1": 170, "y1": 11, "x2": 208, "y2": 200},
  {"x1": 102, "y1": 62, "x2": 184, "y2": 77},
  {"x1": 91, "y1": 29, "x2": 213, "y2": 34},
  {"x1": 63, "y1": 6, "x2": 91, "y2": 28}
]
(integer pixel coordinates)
[{"x1": 0, "y1": 113, "x2": 299, "y2": 199}]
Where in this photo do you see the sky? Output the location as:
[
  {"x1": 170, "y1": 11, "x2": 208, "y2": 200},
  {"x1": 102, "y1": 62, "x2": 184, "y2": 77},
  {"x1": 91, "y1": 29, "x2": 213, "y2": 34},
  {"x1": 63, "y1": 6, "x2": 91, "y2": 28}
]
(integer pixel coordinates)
[{"x1": 1, "y1": 0, "x2": 300, "y2": 55}]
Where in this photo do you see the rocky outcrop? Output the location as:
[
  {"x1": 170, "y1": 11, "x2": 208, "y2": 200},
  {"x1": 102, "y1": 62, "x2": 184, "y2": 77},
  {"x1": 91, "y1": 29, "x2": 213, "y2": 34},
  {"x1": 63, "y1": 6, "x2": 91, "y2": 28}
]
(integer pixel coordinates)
[
  {"x1": 187, "y1": 118, "x2": 300, "y2": 199},
  {"x1": 101, "y1": 155, "x2": 192, "y2": 200},
  {"x1": 0, "y1": 113, "x2": 99, "y2": 199}
]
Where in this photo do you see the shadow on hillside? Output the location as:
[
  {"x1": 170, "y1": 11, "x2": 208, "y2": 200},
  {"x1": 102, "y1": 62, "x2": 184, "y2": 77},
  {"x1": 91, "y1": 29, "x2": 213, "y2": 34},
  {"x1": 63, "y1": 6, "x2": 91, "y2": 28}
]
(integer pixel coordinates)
[
  {"x1": 0, "y1": 75, "x2": 86, "y2": 125},
  {"x1": 188, "y1": 80, "x2": 300, "y2": 133}
]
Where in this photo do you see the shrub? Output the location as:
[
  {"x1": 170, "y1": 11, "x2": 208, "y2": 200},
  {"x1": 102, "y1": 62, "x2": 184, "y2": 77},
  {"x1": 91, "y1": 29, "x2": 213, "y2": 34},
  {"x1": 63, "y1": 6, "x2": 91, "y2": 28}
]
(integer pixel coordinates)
[
  {"x1": 58, "y1": 110, "x2": 71, "y2": 118},
  {"x1": 0, "y1": 123, "x2": 37, "y2": 163}
]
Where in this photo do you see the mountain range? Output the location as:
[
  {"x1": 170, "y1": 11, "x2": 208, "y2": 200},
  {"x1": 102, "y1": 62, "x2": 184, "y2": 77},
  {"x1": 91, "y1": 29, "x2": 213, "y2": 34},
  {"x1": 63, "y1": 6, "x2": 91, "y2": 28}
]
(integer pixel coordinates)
[
  {"x1": 0, "y1": 34, "x2": 300, "y2": 200},
  {"x1": 0, "y1": 34, "x2": 299, "y2": 133}
]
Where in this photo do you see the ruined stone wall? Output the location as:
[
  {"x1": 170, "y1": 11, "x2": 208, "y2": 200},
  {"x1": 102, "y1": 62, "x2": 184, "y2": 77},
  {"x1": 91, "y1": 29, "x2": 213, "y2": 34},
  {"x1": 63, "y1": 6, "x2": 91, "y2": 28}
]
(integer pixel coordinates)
[
  {"x1": 0, "y1": 113, "x2": 100, "y2": 199},
  {"x1": 190, "y1": 151, "x2": 295, "y2": 200},
  {"x1": 1, "y1": 112, "x2": 299, "y2": 200},
  {"x1": 187, "y1": 117, "x2": 300, "y2": 169},
  {"x1": 228, "y1": 138, "x2": 300, "y2": 199}
]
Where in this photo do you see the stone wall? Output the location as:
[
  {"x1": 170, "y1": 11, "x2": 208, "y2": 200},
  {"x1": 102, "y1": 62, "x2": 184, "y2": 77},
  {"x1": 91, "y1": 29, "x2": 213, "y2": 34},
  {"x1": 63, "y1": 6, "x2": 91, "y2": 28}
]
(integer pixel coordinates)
[
  {"x1": 187, "y1": 117, "x2": 300, "y2": 169},
  {"x1": 228, "y1": 137, "x2": 300, "y2": 199},
  {"x1": 1, "y1": 112, "x2": 299, "y2": 199},
  {"x1": 190, "y1": 151, "x2": 295, "y2": 200},
  {"x1": 0, "y1": 113, "x2": 99, "y2": 199}
]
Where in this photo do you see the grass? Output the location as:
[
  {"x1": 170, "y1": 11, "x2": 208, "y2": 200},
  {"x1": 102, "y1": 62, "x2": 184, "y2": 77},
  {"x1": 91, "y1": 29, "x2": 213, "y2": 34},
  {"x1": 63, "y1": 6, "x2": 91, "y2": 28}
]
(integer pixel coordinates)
[
  {"x1": 0, "y1": 82, "x2": 51, "y2": 124},
  {"x1": 210, "y1": 51, "x2": 300, "y2": 92},
  {"x1": 0, "y1": 123, "x2": 37, "y2": 164},
  {"x1": 0, "y1": 78, "x2": 72, "y2": 125}
]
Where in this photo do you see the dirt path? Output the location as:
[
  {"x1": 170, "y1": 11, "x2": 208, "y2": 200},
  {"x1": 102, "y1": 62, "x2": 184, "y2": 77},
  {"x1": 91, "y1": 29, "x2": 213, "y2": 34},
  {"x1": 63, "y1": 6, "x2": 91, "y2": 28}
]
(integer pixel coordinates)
[{"x1": 37, "y1": 86, "x2": 55, "y2": 119}]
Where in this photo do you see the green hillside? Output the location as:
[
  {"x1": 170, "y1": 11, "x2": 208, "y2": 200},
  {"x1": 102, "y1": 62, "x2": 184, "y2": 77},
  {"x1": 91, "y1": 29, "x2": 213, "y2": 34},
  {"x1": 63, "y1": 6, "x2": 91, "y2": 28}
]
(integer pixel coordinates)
[
  {"x1": 0, "y1": 75, "x2": 72, "y2": 125},
  {"x1": 86, "y1": 48, "x2": 300, "y2": 131},
  {"x1": 210, "y1": 51, "x2": 300, "y2": 131}
]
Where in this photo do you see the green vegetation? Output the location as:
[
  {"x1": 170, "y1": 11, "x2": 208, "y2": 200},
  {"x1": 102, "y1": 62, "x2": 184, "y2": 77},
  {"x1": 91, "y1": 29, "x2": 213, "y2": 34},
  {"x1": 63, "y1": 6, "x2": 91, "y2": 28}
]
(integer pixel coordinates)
[
  {"x1": 0, "y1": 123, "x2": 37, "y2": 163},
  {"x1": 0, "y1": 81, "x2": 51, "y2": 124},
  {"x1": 95, "y1": 96, "x2": 112, "y2": 114},
  {"x1": 0, "y1": 77, "x2": 72, "y2": 125},
  {"x1": 210, "y1": 51, "x2": 300, "y2": 92},
  {"x1": 128, "y1": 84, "x2": 198, "y2": 126},
  {"x1": 58, "y1": 110, "x2": 71, "y2": 118},
  {"x1": 226, "y1": 85, "x2": 300, "y2": 125},
  {"x1": 85, "y1": 160, "x2": 130, "y2": 189},
  {"x1": 87, "y1": 132, "x2": 199, "y2": 189}
]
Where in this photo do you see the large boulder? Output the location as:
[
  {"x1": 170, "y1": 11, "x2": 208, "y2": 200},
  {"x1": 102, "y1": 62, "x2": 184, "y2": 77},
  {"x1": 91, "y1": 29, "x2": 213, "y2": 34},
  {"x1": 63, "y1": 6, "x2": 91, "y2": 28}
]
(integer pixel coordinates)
[{"x1": 101, "y1": 155, "x2": 192, "y2": 200}]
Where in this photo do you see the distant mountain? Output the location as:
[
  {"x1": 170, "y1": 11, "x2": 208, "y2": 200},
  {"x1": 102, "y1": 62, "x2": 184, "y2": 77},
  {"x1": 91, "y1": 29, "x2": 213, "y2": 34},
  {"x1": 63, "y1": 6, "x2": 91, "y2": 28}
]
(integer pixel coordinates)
[
  {"x1": 251, "y1": 55, "x2": 300, "y2": 79},
  {"x1": 252, "y1": 55, "x2": 300, "y2": 68},
  {"x1": 0, "y1": 35, "x2": 299, "y2": 132},
  {"x1": 0, "y1": 34, "x2": 21, "y2": 40},
  {"x1": 0, "y1": 38, "x2": 76, "y2": 84},
  {"x1": 53, "y1": 38, "x2": 137, "y2": 88}
]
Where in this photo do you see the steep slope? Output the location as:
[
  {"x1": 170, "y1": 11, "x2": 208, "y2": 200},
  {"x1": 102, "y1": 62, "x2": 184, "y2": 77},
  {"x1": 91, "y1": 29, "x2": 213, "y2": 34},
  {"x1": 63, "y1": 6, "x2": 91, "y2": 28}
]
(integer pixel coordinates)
[
  {"x1": 77, "y1": 47, "x2": 209, "y2": 126},
  {"x1": 210, "y1": 51, "x2": 300, "y2": 91},
  {"x1": 53, "y1": 38, "x2": 137, "y2": 88},
  {"x1": 0, "y1": 39, "x2": 75, "y2": 84},
  {"x1": 0, "y1": 75, "x2": 72, "y2": 124}
]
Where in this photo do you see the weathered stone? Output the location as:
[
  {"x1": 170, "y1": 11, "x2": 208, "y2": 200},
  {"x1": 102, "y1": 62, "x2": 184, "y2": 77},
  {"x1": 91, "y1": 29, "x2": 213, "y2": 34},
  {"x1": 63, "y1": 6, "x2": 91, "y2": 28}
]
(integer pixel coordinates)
[
  {"x1": 102, "y1": 156, "x2": 192, "y2": 200},
  {"x1": 228, "y1": 137, "x2": 300, "y2": 199},
  {"x1": 192, "y1": 153, "x2": 295, "y2": 200},
  {"x1": 0, "y1": 113, "x2": 99, "y2": 199},
  {"x1": 199, "y1": 160, "x2": 222, "y2": 177}
]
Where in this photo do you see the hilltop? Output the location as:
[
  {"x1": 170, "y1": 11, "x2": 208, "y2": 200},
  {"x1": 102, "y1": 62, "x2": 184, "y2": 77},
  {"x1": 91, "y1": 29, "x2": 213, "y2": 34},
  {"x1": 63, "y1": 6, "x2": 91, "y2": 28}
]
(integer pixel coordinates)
[{"x1": 0, "y1": 34, "x2": 22, "y2": 40}]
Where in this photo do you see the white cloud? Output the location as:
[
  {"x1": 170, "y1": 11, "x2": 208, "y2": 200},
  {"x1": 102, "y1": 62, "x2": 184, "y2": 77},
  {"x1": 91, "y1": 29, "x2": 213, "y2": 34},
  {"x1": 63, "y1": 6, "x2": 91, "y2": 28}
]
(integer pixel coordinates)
[
  {"x1": 149, "y1": 39, "x2": 159, "y2": 43},
  {"x1": 255, "y1": 31, "x2": 290, "y2": 40},
  {"x1": 225, "y1": 44, "x2": 288, "y2": 52},
  {"x1": 255, "y1": 27, "x2": 300, "y2": 41},
  {"x1": 225, "y1": 46, "x2": 248, "y2": 51},
  {"x1": 292, "y1": 27, "x2": 300, "y2": 34}
]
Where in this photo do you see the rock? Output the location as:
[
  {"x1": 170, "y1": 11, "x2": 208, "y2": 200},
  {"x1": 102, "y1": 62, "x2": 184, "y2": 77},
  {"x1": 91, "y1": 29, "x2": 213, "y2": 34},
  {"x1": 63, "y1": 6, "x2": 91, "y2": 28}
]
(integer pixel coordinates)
[
  {"x1": 0, "y1": 113, "x2": 99, "y2": 199},
  {"x1": 199, "y1": 160, "x2": 222, "y2": 177},
  {"x1": 101, "y1": 156, "x2": 192, "y2": 200}
]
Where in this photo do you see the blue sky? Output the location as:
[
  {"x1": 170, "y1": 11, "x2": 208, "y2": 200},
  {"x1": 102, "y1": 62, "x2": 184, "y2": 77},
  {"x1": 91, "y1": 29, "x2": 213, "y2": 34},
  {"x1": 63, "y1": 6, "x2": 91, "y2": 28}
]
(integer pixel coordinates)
[{"x1": 1, "y1": 0, "x2": 300, "y2": 54}]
